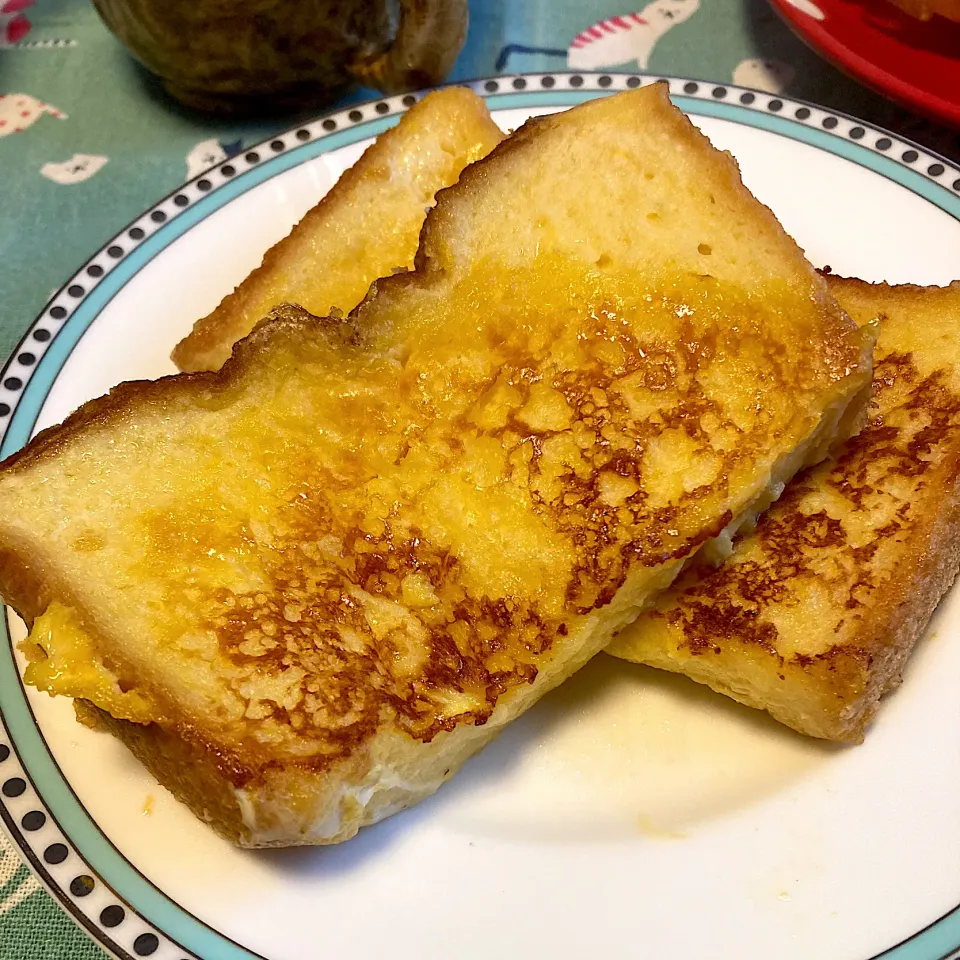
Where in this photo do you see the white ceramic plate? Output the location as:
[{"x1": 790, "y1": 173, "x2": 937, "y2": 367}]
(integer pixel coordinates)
[{"x1": 0, "y1": 73, "x2": 958, "y2": 960}]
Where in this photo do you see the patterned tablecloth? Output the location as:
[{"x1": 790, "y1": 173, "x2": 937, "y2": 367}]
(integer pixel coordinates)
[{"x1": 0, "y1": 0, "x2": 957, "y2": 957}]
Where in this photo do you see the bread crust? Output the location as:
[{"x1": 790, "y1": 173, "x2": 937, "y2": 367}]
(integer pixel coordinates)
[
  {"x1": 171, "y1": 87, "x2": 504, "y2": 373},
  {"x1": 0, "y1": 87, "x2": 872, "y2": 844},
  {"x1": 610, "y1": 278, "x2": 960, "y2": 742}
]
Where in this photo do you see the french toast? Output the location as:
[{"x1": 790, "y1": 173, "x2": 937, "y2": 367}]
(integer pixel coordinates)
[
  {"x1": 171, "y1": 86, "x2": 504, "y2": 373},
  {"x1": 609, "y1": 277, "x2": 960, "y2": 743},
  {"x1": 0, "y1": 86, "x2": 873, "y2": 846}
]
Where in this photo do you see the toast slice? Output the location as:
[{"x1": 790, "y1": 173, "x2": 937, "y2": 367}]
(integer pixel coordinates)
[
  {"x1": 171, "y1": 86, "x2": 504, "y2": 373},
  {"x1": 1, "y1": 86, "x2": 872, "y2": 846},
  {"x1": 609, "y1": 277, "x2": 960, "y2": 742}
]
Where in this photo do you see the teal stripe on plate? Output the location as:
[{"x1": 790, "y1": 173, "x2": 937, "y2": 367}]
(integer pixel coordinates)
[{"x1": 1, "y1": 84, "x2": 957, "y2": 960}]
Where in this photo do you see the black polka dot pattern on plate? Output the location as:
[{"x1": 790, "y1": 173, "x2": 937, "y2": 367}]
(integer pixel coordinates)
[
  {"x1": 822, "y1": 116, "x2": 838, "y2": 129},
  {"x1": 2, "y1": 777, "x2": 25, "y2": 797},
  {"x1": 44, "y1": 843, "x2": 68, "y2": 865},
  {"x1": 768, "y1": 99, "x2": 783, "y2": 112},
  {"x1": 128, "y1": 227, "x2": 144, "y2": 241},
  {"x1": 795, "y1": 107, "x2": 810, "y2": 120},
  {"x1": 67, "y1": 284, "x2": 84, "y2": 298},
  {"x1": 87, "y1": 264, "x2": 104, "y2": 277},
  {"x1": 0, "y1": 404, "x2": 10, "y2": 417},
  {"x1": 17, "y1": 352, "x2": 35, "y2": 366},
  {"x1": 70, "y1": 875, "x2": 94, "y2": 898},
  {"x1": 484, "y1": 80, "x2": 498, "y2": 92},
  {"x1": 598, "y1": 75, "x2": 612, "y2": 88},
  {"x1": 221, "y1": 164, "x2": 235, "y2": 177},
  {"x1": 21, "y1": 810, "x2": 45, "y2": 831},
  {"x1": 133, "y1": 933, "x2": 160, "y2": 956},
  {"x1": 245, "y1": 151, "x2": 260, "y2": 164},
  {"x1": 270, "y1": 139, "x2": 284, "y2": 152},
  {"x1": 33, "y1": 328, "x2": 51, "y2": 342},
  {"x1": 348, "y1": 110, "x2": 362, "y2": 122},
  {"x1": 712, "y1": 86, "x2": 727, "y2": 99},
  {"x1": 0, "y1": 744, "x2": 8, "y2": 762},
  {"x1": 541, "y1": 76, "x2": 555, "y2": 88},
  {"x1": 322, "y1": 119, "x2": 336, "y2": 132},
  {"x1": 876, "y1": 138, "x2": 892, "y2": 150},
  {"x1": 954, "y1": 179, "x2": 960, "y2": 191},
  {"x1": 197, "y1": 179, "x2": 211, "y2": 191},
  {"x1": 100, "y1": 905, "x2": 125, "y2": 928},
  {"x1": 513, "y1": 77, "x2": 527, "y2": 89},
  {"x1": 50, "y1": 305, "x2": 67, "y2": 318},
  {"x1": 375, "y1": 101, "x2": 389, "y2": 114},
  {"x1": 295, "y1": 128, "x2": 310, "y2": 141},
  {"x1": 150, "y1": 211, "x2": 166, "y2": 223},
  {"x1": 683, "y1": 81, "x2": 698, "y2": 94},
  {"x1": 570, "y1": 75, "x2": 584, "y2": 87},
  {"x1": 174, "y1": 194, "x2": 188, "y2": 207},
  {"x1": 626, "y1": 76, "x2": 640, "y2": 88},
  {"x1": 928, "y1": 163, "x2": 944, "y2": 177},
  {"x1": 902, "y1": 150, "x2": 918, "y2": 163},
  {"x1": 740, "y1": 92, "x2": 754, "y2": 105},
  {"x1": 4, "y1": 377, "x2": 22, "y2": 390},
  {"x1": 402, "y1": 94, "x2": 416, "y2": 107}
]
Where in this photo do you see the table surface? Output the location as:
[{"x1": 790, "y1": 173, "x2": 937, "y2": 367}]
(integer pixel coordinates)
[{"x1": 0, "y1": 1, "x2": 958, "y2": 958}]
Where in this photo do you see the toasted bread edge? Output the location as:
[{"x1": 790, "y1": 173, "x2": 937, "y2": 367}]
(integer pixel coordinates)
[{"x1": 171, "y1": 86, "x2": 503, "y2": 373}]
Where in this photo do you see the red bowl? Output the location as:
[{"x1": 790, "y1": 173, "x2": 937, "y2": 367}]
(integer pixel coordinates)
[{"x1": 768, "y1": 0, "x2": 960, "y2": 127}]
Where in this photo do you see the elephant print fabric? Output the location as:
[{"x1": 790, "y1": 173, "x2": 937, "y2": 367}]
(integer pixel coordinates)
[
  {"x1": 0, "y1": 93, "x2": 65, "y2": 136},
  {"x1": 185, "y1": 137, "x2": 244, "y2": 179},
  {"x1": 732, "y1": 58, "x2": 795, "y2": 94}
]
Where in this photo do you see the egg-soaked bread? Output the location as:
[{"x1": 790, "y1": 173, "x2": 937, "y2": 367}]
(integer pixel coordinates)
[
  {"x1": 610, "y1": 277, "x2": 960, "y2": 742},
  {"x1": 172, "y1": 86, "x2": 504, "y2": 373},
  {"x1": 1, "y1": 86, "x2": 872, "y2": 846}
]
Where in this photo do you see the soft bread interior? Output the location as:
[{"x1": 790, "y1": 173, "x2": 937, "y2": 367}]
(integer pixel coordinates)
[
  {"x1": 610, "y1": 278, "x2": 960, "y2": 743},
  {"x1": 1, "y1": 86, "x2": 872, "y2": 845}
]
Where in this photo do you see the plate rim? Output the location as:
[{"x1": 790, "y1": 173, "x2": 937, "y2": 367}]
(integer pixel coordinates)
[
  {"x1": 767, "y1": 0, "x2": 960, "y2": 128},
  {"x1": 0, "y1": 71, "x2": 958, "y2": 960}
]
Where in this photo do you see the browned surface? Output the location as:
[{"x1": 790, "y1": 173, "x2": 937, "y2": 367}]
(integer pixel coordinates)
[
  {"x1": 172, "y1": 87, "x2": 503, "y2": 372},
  {"x1": 611, "y1": 277, "x2": 960, "y2": 742},
  {"x1": 0, "y1": 87, "x2": 871, "y2": 843},
  {"x1": 75, "y1": 699, "x2": 249, "y2": 844}
]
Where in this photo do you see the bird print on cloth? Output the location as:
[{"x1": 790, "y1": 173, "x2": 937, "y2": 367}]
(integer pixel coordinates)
[
  {"x1": 185, "y1": 137, "x2": 244, "y2": 179},
  {"x1": 0, "y1": 93, "x2": 65, "y2": 136},
  {"x1": 732, "y1": 58, "x2": 795, "y2": 94},
  {"x1": 41, "y1": 154, "x2": 108, "y2": 184},
  {"x1": 568, "y1": 0, "x2": 700, "y2": 69},
  {"x1": 496, "y1": 0, "x2": 699, "y2": 72},
  {"x1": 0, "y1": 0, "x2": 33, "y2": 47}
]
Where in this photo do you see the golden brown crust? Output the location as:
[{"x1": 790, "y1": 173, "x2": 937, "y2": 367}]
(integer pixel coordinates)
[
  {"x1": 610, "y1": 277, "x2": 960, "y2": 742},
  {"x1": 1, "y1": 305, "x2": 361, "y2": 484},
  {"x1": 75, "y1": 700, "x2": 250, "y2": 844},
  {"x1": 171, "y1": 88, "x2": 504, "y2": 372},
  {"x1": 0, "y1": 87, "x2": 871, "y2": 844}
]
